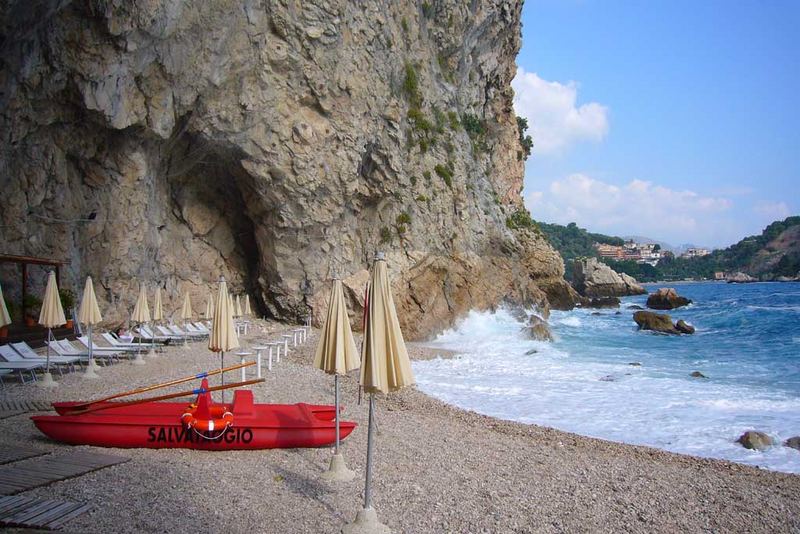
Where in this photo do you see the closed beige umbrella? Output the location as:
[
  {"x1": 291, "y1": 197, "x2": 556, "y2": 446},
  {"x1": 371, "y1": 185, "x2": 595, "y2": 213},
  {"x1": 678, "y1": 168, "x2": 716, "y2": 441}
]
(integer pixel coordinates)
[
  {"x1": 153, "y1": 287, "x2": 164, "y2": 323},
  {"x1": 37, "y1": 271, "x2": 66, "y2": 388},
  {"x1": 204, "y1": 294, "x2": 213, "y2": 320},
  {"x1": 315, "y1": 277, "x2": 359, "y2": 481},
  {"x1": 0, "y1": 283, "x2": 11, "y2": 330},
  {"x1": 78, "y1": 276, "x2": 103, "y2": 379},
  {"x1": 180, "y1": 290, "x2": 193, "y2": 347},
  {"x1": 149, "y1": 286, "x2": 163, "y2": 358},
  {"x1": 181, "y1": 291, "x2": 193, "y2": 320},
  {"x1": 244, "y1": 295, "x2": 252, "y2": 317},
  {"x1": 344, "y1": 253, "x2": 415, "y2": 534},
  {"x1": 130, "y1": 283, "x2": 150, "y2": 365},
  {"x1": 235, "y1": 295, "x2": 243, "y2": 318},
  {"x1": 209, "y1": 277, "x2": 239, "y2": 402}
]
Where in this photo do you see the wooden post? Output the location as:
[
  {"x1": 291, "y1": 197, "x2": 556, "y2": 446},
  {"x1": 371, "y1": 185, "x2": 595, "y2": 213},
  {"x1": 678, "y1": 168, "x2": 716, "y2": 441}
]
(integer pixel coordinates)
[{"x1": 21, "y1": 262, "x2": 27, "y2": 320}]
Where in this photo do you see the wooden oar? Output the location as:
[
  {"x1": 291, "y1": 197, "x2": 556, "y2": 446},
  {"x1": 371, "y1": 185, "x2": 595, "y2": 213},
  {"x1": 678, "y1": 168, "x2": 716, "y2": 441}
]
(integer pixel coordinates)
[
  {"x1": 63, "y1": 361, "x2": 256, "y2": 412},
  {"x1": 68, "y1": 378, "x2": 265, "y2": 416}
]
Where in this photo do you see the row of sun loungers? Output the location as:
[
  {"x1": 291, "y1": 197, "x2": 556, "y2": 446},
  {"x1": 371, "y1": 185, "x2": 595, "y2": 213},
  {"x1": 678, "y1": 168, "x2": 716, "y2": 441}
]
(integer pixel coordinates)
[{"x1": 0, "y1": 322, "x2": 212, "y2": 386}]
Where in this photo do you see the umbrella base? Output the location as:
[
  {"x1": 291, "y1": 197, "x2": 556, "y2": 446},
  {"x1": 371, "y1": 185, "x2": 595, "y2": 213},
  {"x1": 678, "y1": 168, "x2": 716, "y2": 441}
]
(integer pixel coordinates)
[
  {"x1": 321, "y1": 453, "x2": 355, "y2": 482},
  {"x1": 342, "y1": 507, "x2": 390, "y2": 534},
  {"x1": 132, "y1": 352, "x2": 146, "y2": 365},
  {"x1": 82, "y1": 360, "x2": 100, "y2": 379},
  {"x1": 147, "y1": 348, "x2": 157, "y2": 358},
  {"x1": 37, "y1": 372, "x2": 58, "y2": 388}
]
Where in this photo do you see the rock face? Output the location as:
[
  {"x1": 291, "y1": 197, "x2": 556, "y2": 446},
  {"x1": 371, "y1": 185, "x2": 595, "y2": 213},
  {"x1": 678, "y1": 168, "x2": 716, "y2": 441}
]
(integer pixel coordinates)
[
  {"x1": 633, "y1": 311, "x2": 679, "y2": 335},
  {"x1": 784, "y1": 437, "x2": 800, "y2": 451},
  {"x1": 571, "y1": 258, "x2": 646, "y2": 298},
  {"x1": 726, "y1": 272, "x2": 757, "y2": 283},
  {"x1": 646, "y1": 288, "x2": 692, "y2": 310},
  {"x1": 736, "y1": 431, "x2": 774, "y2": 451},
  {"x1": 0, "y1": 0, "x2": 576, "y2": 339}
]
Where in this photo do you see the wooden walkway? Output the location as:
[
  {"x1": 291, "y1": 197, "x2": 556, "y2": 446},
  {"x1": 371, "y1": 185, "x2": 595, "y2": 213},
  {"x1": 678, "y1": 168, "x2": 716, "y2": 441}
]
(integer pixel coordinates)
[
  {"x1": 0, "y1": 495, "x2": 91, "y2": 530},
  {"x1": 0, "y1": 447, "x2": 48, "y2": 466},
  {"x1": 0, "y1": 400, "x2": 52, "y2": 420},
  {"x1": 0, "y1": 451, "x2": 129, "y2": 495}
]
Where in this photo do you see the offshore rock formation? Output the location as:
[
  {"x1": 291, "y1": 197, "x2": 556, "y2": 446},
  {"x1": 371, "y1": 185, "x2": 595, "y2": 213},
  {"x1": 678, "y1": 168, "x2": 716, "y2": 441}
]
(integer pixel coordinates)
[
  {"x1": 0, "y1": 0, "x2": 574, "y2": 339},
  {"x1": 571, "y1": 258, "x2": 646, "y2": 299}
]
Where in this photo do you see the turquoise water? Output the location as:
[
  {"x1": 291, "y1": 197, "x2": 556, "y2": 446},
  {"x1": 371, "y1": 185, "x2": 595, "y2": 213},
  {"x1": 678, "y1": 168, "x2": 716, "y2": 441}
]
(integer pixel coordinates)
[{"x1": 413, "y1": 282, "x2": 800, "y2": 473}]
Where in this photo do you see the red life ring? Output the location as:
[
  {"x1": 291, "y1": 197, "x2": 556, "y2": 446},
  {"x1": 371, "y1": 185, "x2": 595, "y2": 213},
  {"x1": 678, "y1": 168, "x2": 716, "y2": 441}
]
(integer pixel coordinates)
[{"x1": 181, "y1": 405, "x2": 234, "y2": 433}]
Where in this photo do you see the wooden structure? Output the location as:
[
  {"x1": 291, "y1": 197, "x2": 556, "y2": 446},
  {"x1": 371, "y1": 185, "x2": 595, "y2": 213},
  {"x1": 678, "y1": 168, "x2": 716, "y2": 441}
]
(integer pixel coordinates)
[
  {"x1": 0, "y1": 451, "x2": 129, "y2": 496},
  {"x1": 0, "y1": 254, "x2": 69, "y2": 321}
]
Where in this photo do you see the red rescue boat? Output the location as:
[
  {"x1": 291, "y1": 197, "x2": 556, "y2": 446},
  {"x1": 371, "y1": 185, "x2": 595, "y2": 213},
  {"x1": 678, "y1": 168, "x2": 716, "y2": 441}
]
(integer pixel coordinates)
[{"x1": 33, "y1": 382, "x2": 356, "y2": 450}]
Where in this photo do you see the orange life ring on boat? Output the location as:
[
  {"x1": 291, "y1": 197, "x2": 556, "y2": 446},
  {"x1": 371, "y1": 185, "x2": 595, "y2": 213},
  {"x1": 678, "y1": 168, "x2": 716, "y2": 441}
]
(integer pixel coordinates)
[{"x1": 181, "y1": 406, "x2": 234, "y2": 433}]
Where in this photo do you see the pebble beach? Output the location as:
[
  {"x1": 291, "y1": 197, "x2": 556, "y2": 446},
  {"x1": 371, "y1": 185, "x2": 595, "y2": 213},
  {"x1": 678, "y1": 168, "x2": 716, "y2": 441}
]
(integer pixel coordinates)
[{"x1": 1, "y1": 320, "x2": 798, "y2": 533}]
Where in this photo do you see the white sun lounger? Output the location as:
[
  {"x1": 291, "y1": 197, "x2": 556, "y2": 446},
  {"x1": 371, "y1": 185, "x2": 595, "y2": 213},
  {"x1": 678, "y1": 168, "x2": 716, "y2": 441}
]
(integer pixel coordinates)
[
  {"x1": 5, "y1": 343, "x2": 81, "y2": 373},
  {"x1": 76, "y1": 336, "x2": 133, "y2": 357},
  {"x1": 0, "y1": 347, "x2": 44, "y2": 383},
  {"x1": 49, "y1": 340, "x2": 118, "y2": 365},
  {"x1": 134, "y1": 325, "x2": 171, "y2": 341},
  {"x1": 145, "y1": 325, "x2": 180, "y2": 340},
  {"x1": 167, "y1": 324, "x2": 206, "y2": 339}
]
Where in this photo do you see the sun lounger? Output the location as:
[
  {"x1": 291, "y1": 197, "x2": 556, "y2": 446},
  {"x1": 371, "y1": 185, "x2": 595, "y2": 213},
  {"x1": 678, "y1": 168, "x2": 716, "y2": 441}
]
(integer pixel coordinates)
[
  {"x1": 0, "y1": 347, "x2": 44, "y2": 383},
  {"x1": 77, "y1": 336, "x2": 133, "y2": 357},
  {"x1": 5, "y1": 343, "x2": 81, "y2": 373},
  {"x1": 0, "y1": 369, "x2": 10, "y2": 386},
  {"x1": 143, "y1": 325, "x2": 180, "y2": 340},
  {"x1": 101, "y1": 333, "x2": 150, "y2": 350},
  {"x1": 49, "y1": 340, "x2": 118, "y2": 365},
  {"x1": 173, "y1": 324, "x2": 207, "y2": 339},
  {"x1": 157, "y1": 325, "x2": 195, "y2": 340}
]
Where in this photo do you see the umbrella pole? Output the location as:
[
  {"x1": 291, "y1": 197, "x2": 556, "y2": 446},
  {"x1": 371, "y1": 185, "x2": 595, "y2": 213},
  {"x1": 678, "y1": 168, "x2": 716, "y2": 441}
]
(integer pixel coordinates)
[
  {"x1": 221, "y1": 350, "x2": 225, "y2": 404},
  {"x1": 334, "y1": 374, "x2": 341, "y2": 454},
  {"x1": 38, "y1": 328, "x2": 57, "y2": 388},
  {"x1": 82, "y1": 324, "x2": 99, "y2": 379},
  {"x1": 364, "y1": 393, "x2": 375, "y2": 509},
  {"x1": 132, "y1": 323, "x2": 146, "y2": 365}
]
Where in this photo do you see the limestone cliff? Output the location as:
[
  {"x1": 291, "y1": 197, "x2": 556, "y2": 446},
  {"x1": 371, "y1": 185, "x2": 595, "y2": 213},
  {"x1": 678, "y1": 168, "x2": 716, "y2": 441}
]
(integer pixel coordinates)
[{"x1": 0, "y1": 0, "x2": 575, "y2": 339}]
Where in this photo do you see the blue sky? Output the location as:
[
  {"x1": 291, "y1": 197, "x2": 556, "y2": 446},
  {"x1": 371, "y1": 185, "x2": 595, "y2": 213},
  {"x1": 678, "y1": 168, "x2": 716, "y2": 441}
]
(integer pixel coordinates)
[{"x1": 513, "y1": 0, "x2": 799, "y2": 247}]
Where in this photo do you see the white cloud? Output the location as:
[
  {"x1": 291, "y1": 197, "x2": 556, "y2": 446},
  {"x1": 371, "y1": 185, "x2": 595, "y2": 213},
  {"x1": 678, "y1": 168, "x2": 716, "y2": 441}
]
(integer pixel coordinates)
[
  {"x1": 512, "y1": 68, "x2": 609, "y2": 155},
  {"x1": 753, "y1": 201, "x2": 790, "y2": 220},
  {"x1": 526, "y1": 173, "x2": 735, "y2": 245}
]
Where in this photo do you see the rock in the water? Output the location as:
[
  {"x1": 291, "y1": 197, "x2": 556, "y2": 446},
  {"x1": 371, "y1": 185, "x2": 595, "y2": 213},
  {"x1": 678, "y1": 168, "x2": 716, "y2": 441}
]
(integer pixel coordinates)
[
  {"x1": 525, "y1": 348, "x2": 538, "y2": 355},
  {"x1": 784, "y1": 437, "x2": 800, "y2": 450},
  {"x1": 646, "y1": 288, "x2": 692, "y2": 310},
  {"x1": 584, "y1": 296, "x2": 620, "y2": 309},
  {"x1": 628, "y1": 362, "x2": 642, "y2": 366},
  {"x1": 690, "y1": 371, "x2": 707, "y2": 378},
  {"x1": 675, "y1": 320, "x2": 696, "y2": 334},
  {"x1": 599, "y1": 375, "x2": 616, "y2": 382},
  {"x1": 591, "y1": 312, "x2": 602, "y2": 316},
  {"x1": 571, "y1": 258, "x2": 647, "y2": 298},
  {"x1": 736, "y1": 431, "x2": 774, "y2": 451},
  {"x1": 633, "y1": 311, "x2": 680, "y2": 335},
  {"x1": 527, "y1": 316, "x2": 553, "y2": 342},
  {"x1": 727, "y1": 272, "x2": 757, "y2": 283},
  {"x1": 615, "y1": 311, "x2": 622, "y2": 315},
  {"x1": 628, "y1": 304, "x2": 644, "y2": 310}
]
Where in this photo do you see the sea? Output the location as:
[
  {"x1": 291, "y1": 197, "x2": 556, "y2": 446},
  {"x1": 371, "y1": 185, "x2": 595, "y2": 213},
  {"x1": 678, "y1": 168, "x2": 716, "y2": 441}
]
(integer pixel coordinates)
[{"x1": 412, "y1": 281, "x2": 800, "y2": 474}]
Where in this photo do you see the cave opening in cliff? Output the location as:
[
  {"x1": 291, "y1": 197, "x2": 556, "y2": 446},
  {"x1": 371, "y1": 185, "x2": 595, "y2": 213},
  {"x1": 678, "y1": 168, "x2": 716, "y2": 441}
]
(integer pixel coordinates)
[{"x1": 162, "y1": 131, "x2": 270, "y2": 319}]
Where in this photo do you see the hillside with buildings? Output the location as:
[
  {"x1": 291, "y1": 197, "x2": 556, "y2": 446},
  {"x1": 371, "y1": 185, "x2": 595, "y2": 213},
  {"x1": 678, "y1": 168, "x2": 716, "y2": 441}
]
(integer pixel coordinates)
[{"x1": 537, "y1": 217, "x2": 800, "y2": 283}]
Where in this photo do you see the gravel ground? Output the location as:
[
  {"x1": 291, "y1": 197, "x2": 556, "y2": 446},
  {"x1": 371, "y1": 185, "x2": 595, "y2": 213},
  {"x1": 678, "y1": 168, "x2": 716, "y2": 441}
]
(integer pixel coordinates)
[{"x1": 1, "y1": 320, "x2": 798, "y2": 533}]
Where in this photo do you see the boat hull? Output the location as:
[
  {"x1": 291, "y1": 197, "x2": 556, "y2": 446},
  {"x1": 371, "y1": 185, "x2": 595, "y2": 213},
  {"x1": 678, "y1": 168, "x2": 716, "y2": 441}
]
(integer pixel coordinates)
[{"x1": 34, "y1": 400, "x2": 354, "y2": 450}]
